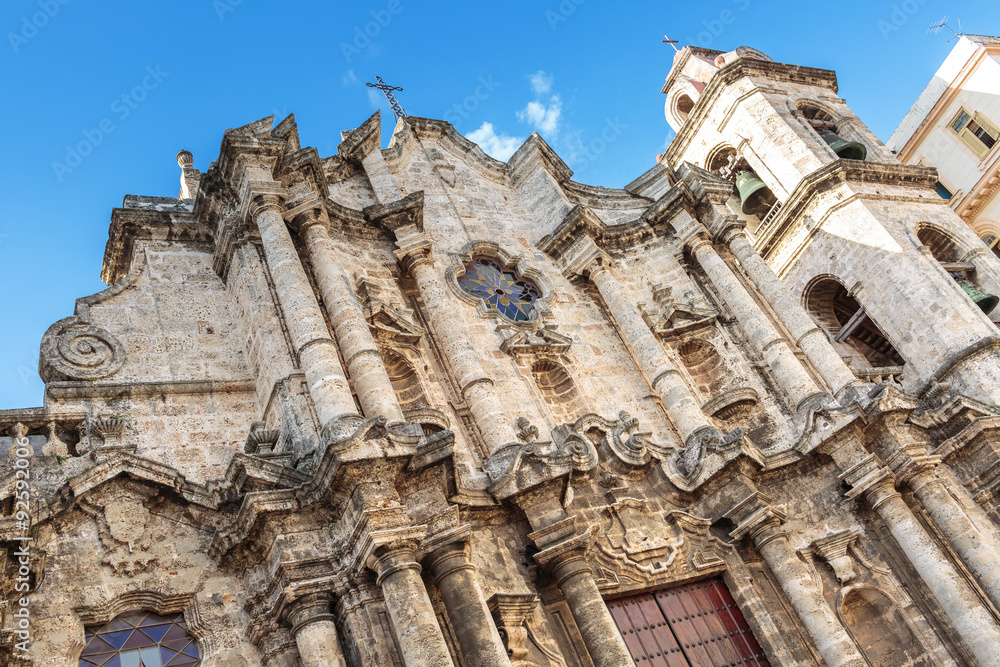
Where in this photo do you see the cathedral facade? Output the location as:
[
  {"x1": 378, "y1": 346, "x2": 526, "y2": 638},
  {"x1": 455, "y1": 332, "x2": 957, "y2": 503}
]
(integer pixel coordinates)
[{"x1": 5, "y1": 44, "x2": 1000, "y2": 666}]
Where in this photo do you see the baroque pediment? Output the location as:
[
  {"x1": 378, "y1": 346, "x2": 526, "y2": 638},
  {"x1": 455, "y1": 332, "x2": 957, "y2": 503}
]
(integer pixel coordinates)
[
  {"x1": 357, "y1": 279, "x2": 425, "y2": 347},
  {"x1": 499, "y1": 325, "x2": 573, "y2": 359},
  {"x1": 641, "y1": 284, "x2": 717, "y2": 338}
]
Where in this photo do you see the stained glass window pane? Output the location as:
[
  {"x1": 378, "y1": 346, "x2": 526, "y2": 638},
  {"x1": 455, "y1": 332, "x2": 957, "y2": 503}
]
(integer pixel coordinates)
[
  {"x1": 81, "y1": 611, "x2": 199, "y2": 667},
  {"x1": 458, "y1": 256, "x2": 540, "y2": 322}
]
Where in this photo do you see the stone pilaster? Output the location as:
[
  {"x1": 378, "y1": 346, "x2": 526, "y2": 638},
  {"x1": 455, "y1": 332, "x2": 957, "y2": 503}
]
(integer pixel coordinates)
[
  {"x1": 531, "y1": 523, "x2": 635, "y2": 667},
  {"x1": 566, "y1": 237, "x2": 710, "y2": 441},
  {"x1": 689, "y1": 235, "x2": 826, "y2": 410},
  {"x1": 361, "y1": 527, "x2": 456, "y2": 667},
  {"x1": 424, "y1": 527, "x2": 511, "y2": 667},
  {"x1": 248, "y1": 191, "x2": 360, "y2": 429},
  {"x1": 724, "y1": 228, "x2": 860, "y2": 397},
  {"x1": 892, "y1": 449, "x2": 1000, "y2": 613},
  {"x1": 294, "y1": 207, "x2": 405, "y2": 423},
  {"x1": 726, "y1": 493, "x2": 866, "y2": 667},
  {"x1": 843, "y1": 456, "x2": 1000, "y2": 664},
  {"x1": 285, "y1": 593, "x2": 348, "y2": 667},
  {"x1": 396, "y1": 240, "x2": 517, "y2": 454}
]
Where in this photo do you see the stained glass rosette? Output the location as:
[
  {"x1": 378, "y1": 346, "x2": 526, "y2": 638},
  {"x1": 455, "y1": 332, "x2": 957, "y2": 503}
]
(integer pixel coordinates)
[
  {"x1": 80, "y1": 611, "x2": 200, "y2": 667},
  {"x1": 458, "y1": 257, "x2": 540, "y2": 322}
]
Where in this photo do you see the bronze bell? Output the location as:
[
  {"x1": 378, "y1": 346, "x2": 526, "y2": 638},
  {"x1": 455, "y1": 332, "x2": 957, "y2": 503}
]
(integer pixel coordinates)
[
  {"x1": 819, "y1": 129, "x2": 868, "y2": 161},
  {"x1": 956, "y1": 278, "x2": 1000, "y2": 315},
  {"x1": 735, "y1": 171, "x2": 777, "y2": 216}
]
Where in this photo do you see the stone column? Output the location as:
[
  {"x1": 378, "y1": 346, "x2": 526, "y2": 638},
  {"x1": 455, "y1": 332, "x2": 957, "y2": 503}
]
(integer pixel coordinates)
[
  {"x1": 843, "y1": 458, "x2": 1000, "y2": 664},
  {"x1": 425, "y1": 538, "x2": 511, "y2": 667},
  {"x1": 297, "y1": 211, "x2": 405, "y2": 423},
  {"x1": 726, "y1": 229, "x2": 859, "y2": 397},
  {"x1": 587, "y1": 263, "x2": 711, "y2": 440},
  {"x1": 897, "y1": 455, "x2": 1000, "y2": 613},
  {"x1": 690, "y1": 236, "x2": 825, "y2": 409},
  {"x1": 726, "y1": 495, "x2": 866, "y2": 667},
  {"x1": 286, "y1": 593, "x2": 348, "y2": 667},
  {"x1": 533, "y1": 536, "x2": 635, "y2": 667},
  {"x1": 250, "y1": 193, "x2": 360, "y2": 428},
  {"x1": 399, "y1": 244, "x2": 517, "y2": 454},
  {"x1": 369, "y1": 536, "x2": 456, "y2": 667}
]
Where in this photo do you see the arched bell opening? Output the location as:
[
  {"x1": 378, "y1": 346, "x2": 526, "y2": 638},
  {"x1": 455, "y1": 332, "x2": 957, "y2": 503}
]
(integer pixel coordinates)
[
  {"x1": 804, "y1": 277, "x2": 904, "y2": 369},
  {"x1": 706, "y1": 145, "x2": 776, "y2": 235},
  {"x1": 383, "y1": 349, "x2": 429, "y2": 412},
  {"x1": 674, "y1": 93, "x2": 695, "y2": 124},
  {"x1": 530, "y1": 359, "x2": 585, "y2": 426},
  {"x1": 918, "y1": 225, "x2": 999, "y2": 317},
  {"x1": 797, "y1": 101, "x2": 868, "y2": 161}
]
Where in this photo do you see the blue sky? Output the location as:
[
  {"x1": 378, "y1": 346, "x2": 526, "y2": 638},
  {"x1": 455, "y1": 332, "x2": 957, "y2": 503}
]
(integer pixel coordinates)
[{"x1": 1, "y1": 0, "x2": 998, "y2": 409}]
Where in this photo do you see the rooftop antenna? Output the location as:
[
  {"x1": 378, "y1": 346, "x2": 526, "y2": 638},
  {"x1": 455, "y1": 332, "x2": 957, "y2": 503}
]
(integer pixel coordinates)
[
  {"x1": 661, "y1": 35, "x2": 680, "y2": 52},
  {"x1": 365, "y1": 76, "x2": 407, "y2": 120},
  {"x1": 928, "y1": 17, "x2": 964, "y2": 42}
]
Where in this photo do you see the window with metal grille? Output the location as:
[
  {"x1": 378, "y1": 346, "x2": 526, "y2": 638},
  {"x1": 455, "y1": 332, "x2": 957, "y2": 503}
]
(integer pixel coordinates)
[
  {"x1": 607, "y1": 577, "x2": 769, "y2": 666},
  {"x1": 950, "y1": 108, "x2": 999, "y2": 158}
]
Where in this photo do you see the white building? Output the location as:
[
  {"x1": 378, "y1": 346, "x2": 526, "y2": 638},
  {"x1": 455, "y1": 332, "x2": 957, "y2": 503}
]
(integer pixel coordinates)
[{"x1": 888, "y1": 34, "x2": 1000, "y2": 254}]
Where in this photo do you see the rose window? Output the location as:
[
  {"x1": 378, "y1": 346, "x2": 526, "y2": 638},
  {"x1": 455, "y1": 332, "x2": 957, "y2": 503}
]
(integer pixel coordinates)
[
  {"x1": 458, "y1": 256, "x2": 540, "y2": 322},
  {"x1": 80, "y1": 611, "x2": 200, "y2": 666}
]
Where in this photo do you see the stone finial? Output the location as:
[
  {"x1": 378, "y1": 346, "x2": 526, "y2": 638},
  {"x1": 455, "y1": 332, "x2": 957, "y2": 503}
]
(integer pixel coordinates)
[
  {"x1": 91, "y1": 417, "x2": 126, "y2": 446},
  {"x1": 176, "y1": 150, "x2": 194, "y2": 169},
  {"x1": 176, "y1": 149, "x2": 201, "y2": 200}
]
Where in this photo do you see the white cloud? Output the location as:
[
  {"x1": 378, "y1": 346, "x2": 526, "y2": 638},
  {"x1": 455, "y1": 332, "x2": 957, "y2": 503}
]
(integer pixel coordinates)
[
  {"x1": 517, "y1": 95, "x2": 562, "y2": 136},
  {"x1": 529, "y1": 70, "x2": 554, "y2": 95},
  {"x1": 342, "y1": 69, "x2": 360, "y2": 87},
  {"x1": 367, "y1": 88, "x2": 383, "y2": 109},
  {"x1": 467, "y1": 122, "x2": 524, "y2": 161}
]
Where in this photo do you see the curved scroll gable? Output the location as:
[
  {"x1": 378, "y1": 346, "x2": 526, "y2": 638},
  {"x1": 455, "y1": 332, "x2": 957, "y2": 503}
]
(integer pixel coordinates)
[{"x1": 39, "y1": 252, "x2": 146, "y2": 382}]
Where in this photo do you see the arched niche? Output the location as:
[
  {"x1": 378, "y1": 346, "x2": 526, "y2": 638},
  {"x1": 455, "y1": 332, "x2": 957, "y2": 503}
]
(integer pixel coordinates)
[
  {"x1": 383, "y1": 349, "x2": 429, "y2": 412},
  {"x1": 804, "y1": 276, "x2": 904, "y2": 368},
  {"x1": 676, "y1": 339, "x2": 726, "y2": 397},
  {"x1": 530, "y1": 359, "x2": 585, "y2": 426},
  {"x1": 841, "y1": 588, "x2": 929, "y2": 666}
]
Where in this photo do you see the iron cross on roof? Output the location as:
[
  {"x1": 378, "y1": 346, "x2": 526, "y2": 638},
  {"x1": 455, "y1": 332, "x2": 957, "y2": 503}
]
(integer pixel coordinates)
[
  {"x1": 366, "y1": 76, "x2": 407, "y2": 120},
  {"x1": 661, "y1": 35, "x2": 679, "y2": 51}
]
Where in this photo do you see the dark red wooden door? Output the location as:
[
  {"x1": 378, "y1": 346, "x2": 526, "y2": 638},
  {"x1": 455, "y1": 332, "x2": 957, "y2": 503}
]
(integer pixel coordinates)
[{"x1": 607, "y1": 577, "x2": 770, "y2": 666}]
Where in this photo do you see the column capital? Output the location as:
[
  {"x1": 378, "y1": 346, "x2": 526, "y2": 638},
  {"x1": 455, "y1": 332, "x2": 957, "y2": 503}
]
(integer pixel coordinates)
[
  {"x1": 285, "y1": 196, "x2": 330, "y2": 234},
  {"x1": 686, "y1": 232, "x2": 715, "y2": 255},
  {"x1": 555, "y1": 234, "x2": 613, "y2": 280},
  {"x1": 724, "y1": 492, "x2": 787, "y2": 545},
  {"x1": 530, "y1": 524, "x2": 598, "y2": 580},
  {"x1": 840, "y1": 455, "x2": 899, "y2": 507},
  {"x1": 884, "y1": 444, "x2": 942, "y2": 490},
  {"x1": 284, "y1": 592, "x2": 335, "y2": 634},
  {"x1": 393, "y1": 235, "x2": 434, "y2": 274},
  {"x1": 718, "y1": 219, "x2": 749, "y2": 246},
  {"x1": 356, "y1": 524, "x2": 428, "y2": 578},
  {"x1": 240, "y1": 181, "x2": 285, "y2": 222}
]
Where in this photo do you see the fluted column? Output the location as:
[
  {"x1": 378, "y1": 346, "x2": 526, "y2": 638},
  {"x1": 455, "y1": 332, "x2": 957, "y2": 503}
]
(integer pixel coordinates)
[
  {"x1": 425, "y1": 539, "x2": 511, "y2": 667},
  {"x1": 286, "y1": 593, "x2": 348, "y2": 667},
  {"x1": 370, "y1": 538, "x2": 456, "y2": 667},
  {"x1": 250, "y1": 194, "x2": 359, "y2": 427},
  {"x1": 843, "y1": 459, "x2": 1000, "y2": 664},
  {"x1": 401, "y1": 246, "x2": 517, "y2": 453},
  {"x1": 588, "y1": 263, "x2": 711, "y2": 440},
  {"x1": 898, "y1": 456, "x2": 1000, "y2": 613},
  {"x1": 726, "y1": 229, "x2": 859, "y2": 397},
  {"x1": 691, "y1": 236, "x2": 825, "y2": 409},
  {"x1": 534, "y1": 543, "x2": 635, "y2": 667},
  {"x1": 727, "y1": 496, "x2": 866, "y2": 667},
  {"x1": 298, "y1": 213, "x2": 405, "y2": 423}
]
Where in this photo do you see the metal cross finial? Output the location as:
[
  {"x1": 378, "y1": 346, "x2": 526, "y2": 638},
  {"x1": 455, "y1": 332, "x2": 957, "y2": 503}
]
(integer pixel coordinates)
[
  {"x1": 366, "y1": 75, "x2": 407, "y2": 120},
  {"x1": 662, "y1": 35, "x2": 679, "y2": 52}
]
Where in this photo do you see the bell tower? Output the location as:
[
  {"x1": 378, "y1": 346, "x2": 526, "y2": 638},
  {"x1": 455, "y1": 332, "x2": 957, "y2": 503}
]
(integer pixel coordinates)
[{"x1": 660, "y1": 45, "x2": 1000, "y2": 403}]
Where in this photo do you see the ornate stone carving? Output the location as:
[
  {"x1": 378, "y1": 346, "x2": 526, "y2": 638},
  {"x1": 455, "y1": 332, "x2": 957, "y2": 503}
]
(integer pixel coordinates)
[
  {"x1": 357, "y1": 279, "x2": 425, "y2": 347},
  {"x1": 40, "y1": 321, "x2": 126, "y2": 381},
  {"x1": 487, "y1": 594, "x2": 567, "y2": 667},
  {"x1": 499, "y1": 325, "x2": 573, "y2": 359},
  {"x1": 678, "y1": 425, "x2": 746, "y2": 479},
  {"x1": 642, "y1": 283, "x2": 717, "y2": 339},
  {"x1": 808, "y1": 529, "x2": 861, "y2": 584}
]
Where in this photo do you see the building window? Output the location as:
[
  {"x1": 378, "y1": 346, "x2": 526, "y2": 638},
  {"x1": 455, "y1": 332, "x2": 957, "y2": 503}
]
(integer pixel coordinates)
[
  {"x1": 607, "y1": 577, "x2": 769, "y2": 666},
  {"x1": 950, "y1": 108, "x2": 999, "y2": 158},
  {"x1": 458, "y1": 256, "x2": 540, "y2": 322},
  {"x1": 982, "y1": 234, "x2": 1000, "y2": 259},
  {"x1": 80, "y1": 611, "x2": 200, "y2": 666},
  {"x1": 936, "y1": 181, "x2": 953, "y2": 200}
]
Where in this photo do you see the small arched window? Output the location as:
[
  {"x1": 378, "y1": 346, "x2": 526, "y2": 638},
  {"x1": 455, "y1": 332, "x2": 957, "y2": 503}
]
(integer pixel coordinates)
[
  {"x1": 81, "y1": 610, "x2": 200, "y2": 666},
  {"x1": 674, "y1": 94, "x2": 695, "y2": 124},
  {"x1": 383, "y1": 349, "x2": 429, "y2": 411}
]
